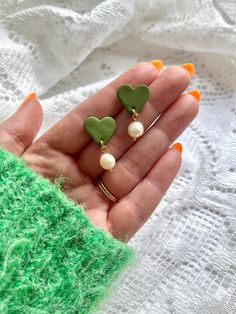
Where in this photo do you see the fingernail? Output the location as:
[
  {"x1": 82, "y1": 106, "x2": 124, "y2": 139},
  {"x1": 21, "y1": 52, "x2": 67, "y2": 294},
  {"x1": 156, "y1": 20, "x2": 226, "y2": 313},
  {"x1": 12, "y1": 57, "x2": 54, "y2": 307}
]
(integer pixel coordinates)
[
  {"x1": 181, "y1": 63, "x2": 195, "y2": 78},
  {"x1": 172, "y1": 142, "x2": 183, "y2": 154},
  {"x1": 150, "y1": 59, "x2": 164, "y2": 72},
  {"x1": 20, "y1": 92, "x2": 37, "y2": 109},
  {"x1": 187, "y1": 89, "x2": 201, "y2": 102}
]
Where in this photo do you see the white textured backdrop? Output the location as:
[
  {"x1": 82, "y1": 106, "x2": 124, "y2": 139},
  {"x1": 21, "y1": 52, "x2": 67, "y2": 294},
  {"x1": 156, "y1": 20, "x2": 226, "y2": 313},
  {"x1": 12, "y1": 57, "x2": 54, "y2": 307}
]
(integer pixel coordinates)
[{"x1": 0, "y1": 1, "x2": 236, "y2": 313}]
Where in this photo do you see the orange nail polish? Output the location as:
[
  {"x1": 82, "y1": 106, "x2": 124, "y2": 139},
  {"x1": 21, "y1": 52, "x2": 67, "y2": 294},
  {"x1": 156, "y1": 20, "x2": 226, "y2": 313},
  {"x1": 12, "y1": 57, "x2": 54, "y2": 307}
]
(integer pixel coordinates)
[
  {"x1": 172, "y1": 143, "x2": 183, "y2": 154},
  {"x1": 181, "y1": 63, "x2": 195, "y2": 78},
  {"x1": 187, "y1": 89, "x2": 201, "y2": 102},
  {"x1": 20, "y1": 92, "x2": 37, "y2": 109},
  {"x1": 150, "y1": 59, "x2": 164, "y2": 72}
]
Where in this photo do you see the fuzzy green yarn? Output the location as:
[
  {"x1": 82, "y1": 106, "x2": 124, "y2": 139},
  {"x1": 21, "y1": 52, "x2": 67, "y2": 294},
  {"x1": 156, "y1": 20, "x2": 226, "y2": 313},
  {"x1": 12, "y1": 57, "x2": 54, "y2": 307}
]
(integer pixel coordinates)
[{"x1": 0, "y1": 149, "x2": 134, "y2": 313}]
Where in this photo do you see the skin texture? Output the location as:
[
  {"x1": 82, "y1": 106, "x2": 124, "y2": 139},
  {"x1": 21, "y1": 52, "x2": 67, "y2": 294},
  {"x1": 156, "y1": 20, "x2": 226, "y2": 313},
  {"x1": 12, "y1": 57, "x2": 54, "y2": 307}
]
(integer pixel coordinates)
[{"x1": 0, "y1": 63, "x2": 199, "y2": 242}]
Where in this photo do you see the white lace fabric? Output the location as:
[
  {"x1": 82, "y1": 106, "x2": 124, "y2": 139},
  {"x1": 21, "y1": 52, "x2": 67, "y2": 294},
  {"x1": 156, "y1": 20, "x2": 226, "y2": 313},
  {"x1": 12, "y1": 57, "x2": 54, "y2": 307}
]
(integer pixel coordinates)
[{"x1": 0, "y1": 1, "x2": 236, "y2": 313}]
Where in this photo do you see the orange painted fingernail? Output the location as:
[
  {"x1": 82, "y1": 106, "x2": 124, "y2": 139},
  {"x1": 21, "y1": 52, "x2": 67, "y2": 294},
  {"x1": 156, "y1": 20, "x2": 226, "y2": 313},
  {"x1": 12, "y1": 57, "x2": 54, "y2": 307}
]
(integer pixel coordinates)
[
  {"x1": 172, "y1": 142, "x2": 183, "y2": 154},
  {"x1": 150, "y1": 59, "x2": 164, "y2": 72},
  {"x1": 187, "y1": 89, "x2": 201, "y2": 102},
  {"x1": 181, "y1": 63, "x2": 195, "y2": 78},
  {"x1": 20, "y1": 92, "x2": 37, "y2": 109}
]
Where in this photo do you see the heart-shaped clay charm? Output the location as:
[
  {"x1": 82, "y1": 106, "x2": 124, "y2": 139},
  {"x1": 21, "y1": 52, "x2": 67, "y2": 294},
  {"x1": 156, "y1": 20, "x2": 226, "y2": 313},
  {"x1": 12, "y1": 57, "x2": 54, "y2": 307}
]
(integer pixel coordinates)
[
  {"x1": 117, "y1": 84, "x2": 150, "y2": 114},
  {"x1": 84, "y1": 116, "x2": 116, "y2": 145}
]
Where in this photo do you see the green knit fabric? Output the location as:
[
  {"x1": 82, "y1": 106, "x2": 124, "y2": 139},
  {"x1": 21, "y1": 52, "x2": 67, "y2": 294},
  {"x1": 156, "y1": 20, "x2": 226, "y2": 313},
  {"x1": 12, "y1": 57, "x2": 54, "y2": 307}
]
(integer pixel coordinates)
[{"x1": 0, "y1": 149, "x2": 135, "y2": 313}]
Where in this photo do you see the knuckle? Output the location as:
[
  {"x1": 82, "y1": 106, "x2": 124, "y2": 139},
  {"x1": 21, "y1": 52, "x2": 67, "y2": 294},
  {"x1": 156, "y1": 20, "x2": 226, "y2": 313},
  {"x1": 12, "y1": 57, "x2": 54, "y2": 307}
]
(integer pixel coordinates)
[
  {"x1": 164, "y1": 66, "x2": 191, "y2": 90},
  {"x1": 0, "y1": 128, "x2": 26, "y2": 153}
]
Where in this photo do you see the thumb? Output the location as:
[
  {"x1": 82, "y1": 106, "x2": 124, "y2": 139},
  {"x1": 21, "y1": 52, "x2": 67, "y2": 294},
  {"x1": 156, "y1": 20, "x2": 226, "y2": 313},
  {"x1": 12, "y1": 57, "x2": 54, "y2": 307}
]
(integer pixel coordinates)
[{"x1": 0, "y1": 93, "x2": 43, "y2": 156}]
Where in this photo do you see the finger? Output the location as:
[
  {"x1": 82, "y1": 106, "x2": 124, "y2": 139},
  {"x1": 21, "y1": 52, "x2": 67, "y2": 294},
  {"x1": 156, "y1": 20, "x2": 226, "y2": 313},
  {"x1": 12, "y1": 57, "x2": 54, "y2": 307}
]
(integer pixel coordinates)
[
  {"x1": 33, "y1": 62, "x2": 160, "y2": 155},
  {"x1": 108, "y1": 145, "x2": 182, "y2": 242},
  {"x1": 102, "y1": 92, "x2": 199, "y2": 198},
  {"x1": 0, "y1": 94, "x2": 43, "y2": 155},
  {"x1": 78, "y1": 65, "x2": 192, "y2": 177}
]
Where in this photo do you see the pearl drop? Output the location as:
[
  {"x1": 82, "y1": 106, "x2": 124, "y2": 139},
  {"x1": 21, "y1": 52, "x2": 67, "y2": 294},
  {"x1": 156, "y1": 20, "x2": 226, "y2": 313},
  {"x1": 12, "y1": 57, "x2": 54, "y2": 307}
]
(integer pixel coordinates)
[
  {"x1": 128, "y1": 121, "x2": 144, "y2": 139},
  {"x1": 100, "y1": 153, "x2": 116, "y2": 170}
]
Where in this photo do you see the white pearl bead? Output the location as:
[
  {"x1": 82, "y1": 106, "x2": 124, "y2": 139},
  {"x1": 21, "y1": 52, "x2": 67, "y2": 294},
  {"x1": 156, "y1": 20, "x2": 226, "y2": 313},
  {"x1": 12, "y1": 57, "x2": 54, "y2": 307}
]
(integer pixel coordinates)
[
  {"x1": 100, "y1": 153, "x2": 116, "y2": 170},
  {"x1": 128, "y1": 121, "x2": 144, "y2": 139}
]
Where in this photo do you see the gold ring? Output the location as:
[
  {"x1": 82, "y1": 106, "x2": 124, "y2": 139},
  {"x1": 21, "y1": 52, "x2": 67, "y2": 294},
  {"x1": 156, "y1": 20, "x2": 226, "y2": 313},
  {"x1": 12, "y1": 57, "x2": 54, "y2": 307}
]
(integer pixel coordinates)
[{"x1": 97, "y1": 177, "x2": 119, "y2": 203}]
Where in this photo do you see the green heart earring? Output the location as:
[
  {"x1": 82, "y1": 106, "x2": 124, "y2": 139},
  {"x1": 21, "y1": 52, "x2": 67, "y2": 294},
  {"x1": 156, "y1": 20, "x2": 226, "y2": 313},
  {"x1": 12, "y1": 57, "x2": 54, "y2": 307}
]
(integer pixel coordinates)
[
  {"x1": 117, "y1": 84, "x2": 150, "y2": 140},
  {"x1": 84, "y1": 116, "x2": 117, "y2": 171}
]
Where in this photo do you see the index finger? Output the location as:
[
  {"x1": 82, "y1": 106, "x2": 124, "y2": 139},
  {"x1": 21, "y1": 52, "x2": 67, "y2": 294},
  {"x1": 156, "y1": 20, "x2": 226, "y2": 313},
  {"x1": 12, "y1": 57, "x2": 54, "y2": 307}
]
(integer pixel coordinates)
[{"x1": 33, "y1": 62, "x2": 160, "y2": 155}]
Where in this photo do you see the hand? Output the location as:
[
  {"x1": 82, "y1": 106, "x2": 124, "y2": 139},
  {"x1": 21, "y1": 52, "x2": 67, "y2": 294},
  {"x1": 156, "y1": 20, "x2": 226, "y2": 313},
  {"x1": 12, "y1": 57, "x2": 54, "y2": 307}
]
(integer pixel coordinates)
[{"x1": 0, "y1": 62, "x2": 199, "y2": 242}]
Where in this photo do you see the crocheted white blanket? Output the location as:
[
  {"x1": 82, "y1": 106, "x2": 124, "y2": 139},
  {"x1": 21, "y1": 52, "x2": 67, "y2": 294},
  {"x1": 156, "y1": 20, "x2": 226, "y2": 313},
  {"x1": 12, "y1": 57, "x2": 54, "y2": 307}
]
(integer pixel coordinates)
[{"x1": 0, "y1": 1, "x2": 235, "y2": 313}]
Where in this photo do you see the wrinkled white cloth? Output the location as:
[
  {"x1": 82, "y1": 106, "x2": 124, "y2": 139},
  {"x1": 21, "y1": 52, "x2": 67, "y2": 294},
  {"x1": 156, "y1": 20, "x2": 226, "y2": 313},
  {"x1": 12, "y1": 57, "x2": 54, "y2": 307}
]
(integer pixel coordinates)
[{"x1": 0, "y1": 0, "x2": 236, "y2": 313}]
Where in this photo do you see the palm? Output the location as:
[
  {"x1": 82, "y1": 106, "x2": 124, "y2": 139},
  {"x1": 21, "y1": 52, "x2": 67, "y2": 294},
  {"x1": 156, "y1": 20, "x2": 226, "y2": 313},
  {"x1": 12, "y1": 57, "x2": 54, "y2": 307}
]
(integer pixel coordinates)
[
  {"x1": 0, "y1": 62, "x2": 199, "y2": 242},
  {"x1": 24, "y1": 148, "x2": 113, "y2": 234}
]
